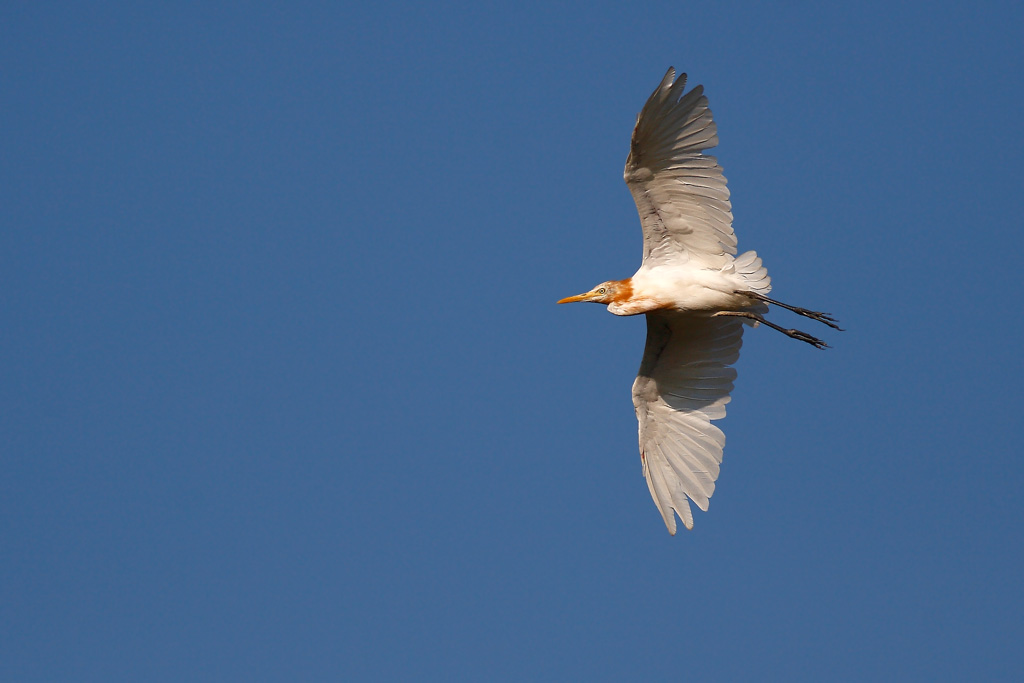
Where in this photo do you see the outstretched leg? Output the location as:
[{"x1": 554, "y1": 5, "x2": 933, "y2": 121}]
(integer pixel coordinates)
[
  {"x1": 738, "y1": 291, "x2": 843, "y2": 330},
  {"x1": 715, "y1": 311, "x2": 830, "y2": 349}
]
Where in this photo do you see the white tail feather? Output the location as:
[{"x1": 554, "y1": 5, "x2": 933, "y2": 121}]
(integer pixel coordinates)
[{"x1": 733, "y1": 250, "x2": 771, "y2": 294}]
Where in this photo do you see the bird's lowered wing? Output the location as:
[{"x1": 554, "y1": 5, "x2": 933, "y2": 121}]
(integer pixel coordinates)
[
  {"x1": 624, "y1": 68, "x2": 736, "y2": 269},
  {"x1": 632, "y1": 311, "x2": 745, "y2": 534}
]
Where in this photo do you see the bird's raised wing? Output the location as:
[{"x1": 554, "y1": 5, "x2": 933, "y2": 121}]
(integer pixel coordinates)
[
  {"x1": 625, "y1": 68, "x2": 735, "y2": 268},
  {"x1": 632, "y1": 311, "x2": 744, "y2": 534}
]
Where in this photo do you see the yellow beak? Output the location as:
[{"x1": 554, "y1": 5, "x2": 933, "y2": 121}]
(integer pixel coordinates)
[{"x1": 557, "y1": 292, "x2": 592, "y2": 304}]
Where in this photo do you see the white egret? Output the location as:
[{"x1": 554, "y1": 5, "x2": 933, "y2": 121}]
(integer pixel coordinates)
[{"x1": 559, "y1": 68, "x2": 840, "y2": 534}]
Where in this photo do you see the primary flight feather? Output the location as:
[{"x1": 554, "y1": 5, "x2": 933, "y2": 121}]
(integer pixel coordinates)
[{"x1": 558, "y1": 68, "x2": 840, "y2": 534}]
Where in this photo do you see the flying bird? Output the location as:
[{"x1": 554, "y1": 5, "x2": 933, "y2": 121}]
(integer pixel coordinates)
[{"x1": 558, "y1": 68, "x2": 840, "y2": 534}]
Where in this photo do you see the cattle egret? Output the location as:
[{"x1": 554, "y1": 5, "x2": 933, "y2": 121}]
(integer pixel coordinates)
[{"x1": 558, "y1": 68, "x2": 840, "y2": 534}]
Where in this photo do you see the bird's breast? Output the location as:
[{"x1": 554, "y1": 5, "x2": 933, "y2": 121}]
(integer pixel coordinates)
[{"x1": 609, "y1": 266, "x2": 748, "y2": 316}]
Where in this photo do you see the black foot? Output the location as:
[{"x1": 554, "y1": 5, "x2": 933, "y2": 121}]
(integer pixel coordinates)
[
  {"x1": 789, "y1": 306, "x2": 843, "y2": 331},
  {"x1": 784, "y1": 328, "x2": 830, "y2": 349}
]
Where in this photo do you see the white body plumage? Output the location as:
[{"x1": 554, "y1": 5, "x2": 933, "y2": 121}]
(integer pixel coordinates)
[{"x1": 608, "y1": 255, "x2": 770, "y2": 317}]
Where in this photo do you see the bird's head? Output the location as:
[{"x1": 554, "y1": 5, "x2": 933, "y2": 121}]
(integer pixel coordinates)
[{"x1": 557, "y1": 280, "x2": 625, "y2": 306}]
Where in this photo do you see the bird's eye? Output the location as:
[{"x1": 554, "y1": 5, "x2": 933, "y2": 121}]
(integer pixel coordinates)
[{"x1": 598, "y1": 288, "x2": 607, "y2": 294}]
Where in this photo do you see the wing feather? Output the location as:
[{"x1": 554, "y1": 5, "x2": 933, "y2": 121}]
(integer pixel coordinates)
[
  {"x1": 642, "y1": 447, "x2": 682, "y2": 534},
  {"x1": 625, "y1": 68, "x2": 736, "y2": 268},
  {"x1": 632, "y1": 312, "x2": 745, "y2": 533}
]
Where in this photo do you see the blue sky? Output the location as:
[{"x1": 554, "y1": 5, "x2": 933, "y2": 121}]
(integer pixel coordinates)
[{"x1": 3, "y1": 1, "x2": 1023, "y2": 680}]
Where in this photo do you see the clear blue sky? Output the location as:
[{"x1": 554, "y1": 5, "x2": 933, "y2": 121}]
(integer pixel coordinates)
[{"x1": 3, "y1": 1, "x2": 1022, "y2": 680}]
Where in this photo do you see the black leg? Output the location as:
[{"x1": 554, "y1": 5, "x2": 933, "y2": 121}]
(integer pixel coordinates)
[
  {"x1": 715, "y1": 311, "x2": 830, "y2": 349},
  {"x1": 739, "y1": 291, "x2": 843, "y2": 330}
]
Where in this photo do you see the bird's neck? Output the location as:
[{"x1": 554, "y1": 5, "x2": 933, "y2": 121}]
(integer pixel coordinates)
[
  {"x1": 607, "y1": 278, "x2": 650, "y2": 316},
  {"x1": 610, "y1": 278, "x2": 634, "y2": 304},
  {"x1": 607, "y1": 277, "x2": 676, "y2": 316}
]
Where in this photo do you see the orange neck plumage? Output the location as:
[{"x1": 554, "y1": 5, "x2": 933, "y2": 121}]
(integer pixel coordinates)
[
  {"x1": 607, "y1": 277, "x2": 675, "y2": 316},
  {"x1": 610, "y1": 278, "x2": 634, "y2": 304}
]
